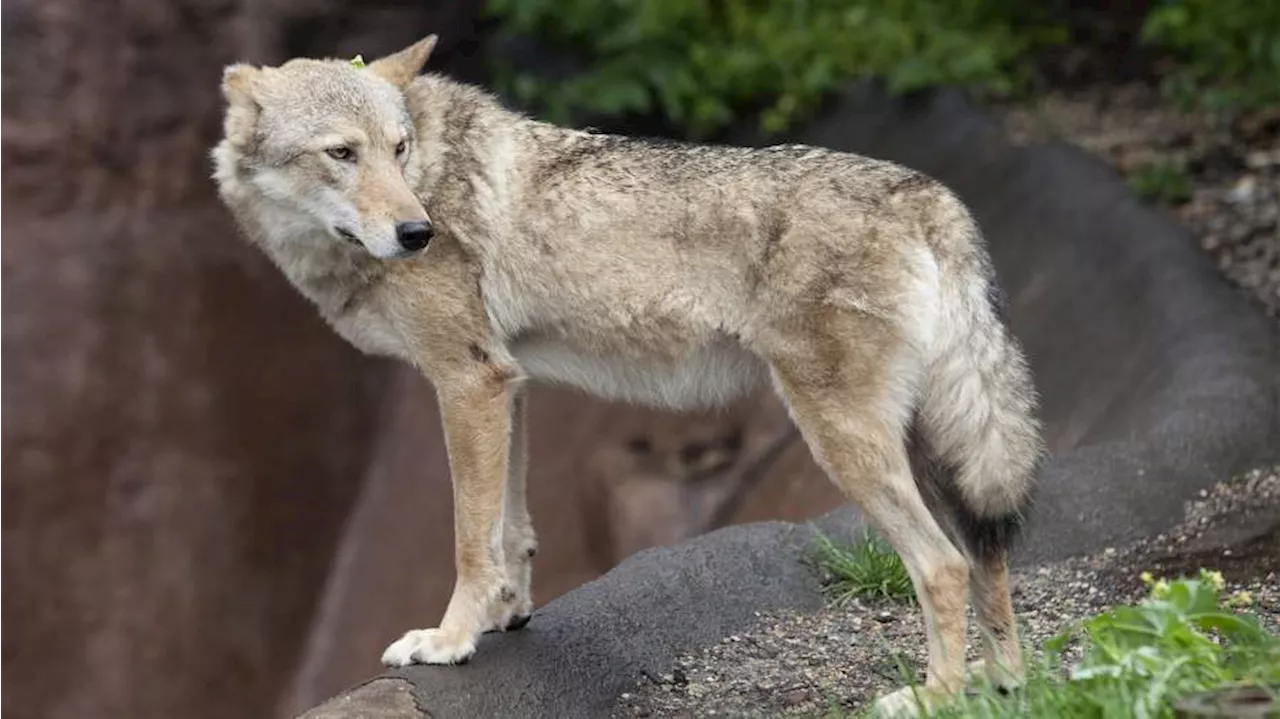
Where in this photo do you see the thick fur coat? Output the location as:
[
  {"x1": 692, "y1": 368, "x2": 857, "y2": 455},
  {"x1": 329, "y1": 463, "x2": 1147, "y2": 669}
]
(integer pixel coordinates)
[{"x1": 212, "y1": 36, "x2": 1044, "y2": 716}]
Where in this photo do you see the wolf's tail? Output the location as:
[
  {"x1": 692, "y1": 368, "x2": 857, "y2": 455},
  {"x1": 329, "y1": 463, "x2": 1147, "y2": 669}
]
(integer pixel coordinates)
[{"x1": 911, "y1": 196, "x2": 1044, "y2": 561}]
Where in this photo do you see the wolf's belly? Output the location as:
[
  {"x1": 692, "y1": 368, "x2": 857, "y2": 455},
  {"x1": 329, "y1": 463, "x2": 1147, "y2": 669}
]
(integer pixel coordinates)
[{"x1": 509, "y1": 337, "x2": 767, "y2": 410}]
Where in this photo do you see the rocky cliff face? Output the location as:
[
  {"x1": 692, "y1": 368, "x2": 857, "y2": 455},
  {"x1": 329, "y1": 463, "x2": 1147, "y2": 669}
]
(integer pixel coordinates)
[
  {"x1": 0, "y1": 2, "x2": 396, "y2": 717},
  {"x1": 0, "y1": 3, "x2": 444, "y2": 717}
]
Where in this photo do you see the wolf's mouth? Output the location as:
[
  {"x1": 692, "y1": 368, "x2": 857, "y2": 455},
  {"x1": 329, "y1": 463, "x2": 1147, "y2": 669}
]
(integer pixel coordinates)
[{"x1": 335, "y1": 227, "x2": 362, "y2": 246}]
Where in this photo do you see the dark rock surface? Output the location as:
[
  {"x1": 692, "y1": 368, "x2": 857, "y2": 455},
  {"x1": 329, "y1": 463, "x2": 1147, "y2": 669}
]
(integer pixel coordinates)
[
  {"x1": 389, "y1": 515, "x2": 859, "y2": 719},
  {"x1": 306, "y1": 85, "x2": 1279, "y2": 717}
]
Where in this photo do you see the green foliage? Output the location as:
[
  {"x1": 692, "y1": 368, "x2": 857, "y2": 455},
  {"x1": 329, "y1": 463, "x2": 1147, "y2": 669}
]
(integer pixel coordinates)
[
  {"x1": 1141, "y1": 0, "x2": 1280, "y2": 111},
  {"x1": 1068, "y1": 570, "x2": 1279, "y2": 711},
  {"x1": 813, "y1": 530, "x2": 915, "y2": 604},
  {"x1": 486, "y1": 0, "x2": 1066, "y2": 137},
  {"x1": 923, "y1": 569, "x2": 1280, "y2": 719},
  {"x1": 1129, "y1": 160, "x2": 1192, "y2": 205}
]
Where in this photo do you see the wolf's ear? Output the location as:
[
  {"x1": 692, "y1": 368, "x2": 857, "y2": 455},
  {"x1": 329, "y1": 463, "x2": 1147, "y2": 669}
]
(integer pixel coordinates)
[
  {"x1": 368, "y1": 35, "x2": 437, "y2": 88},
  {"x1": 221, "y1": 64, "x2": 261, "y2": 142},
  {"x1": 221, "y1": 64, "x2": 261, "y2": 107}
]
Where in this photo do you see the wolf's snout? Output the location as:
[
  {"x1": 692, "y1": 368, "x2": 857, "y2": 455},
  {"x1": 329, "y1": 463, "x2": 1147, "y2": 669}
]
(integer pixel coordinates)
[{"x1": 396, "y1": 220, "x2": 434, "y2": 251}]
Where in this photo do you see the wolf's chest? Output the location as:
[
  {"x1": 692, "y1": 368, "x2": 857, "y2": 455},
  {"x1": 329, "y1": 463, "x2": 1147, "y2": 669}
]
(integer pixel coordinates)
[
  {"x1": 325, "y1": 304, "x2": 408, "y2": 358},
  {"x1": 265, "y1": 240, "x2": 406, "y2": 358}
]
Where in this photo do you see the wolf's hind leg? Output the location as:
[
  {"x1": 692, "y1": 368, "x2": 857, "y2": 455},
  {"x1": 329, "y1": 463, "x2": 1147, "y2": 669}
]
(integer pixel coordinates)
[
  {"x1": 765, "y1": 320, "x2": 970, "y2": 717},
  {"x1": 968, "y1": 553, "x2": 1022, "y2": 689}
]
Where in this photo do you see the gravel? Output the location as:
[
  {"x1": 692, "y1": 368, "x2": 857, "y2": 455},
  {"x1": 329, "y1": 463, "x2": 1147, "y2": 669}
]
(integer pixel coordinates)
[
  {"x1": 612, "y1": 466, "x2": 1280, "y2": 717},
  {"x1": 1002, "y1": 84, "x2": 1280, "y2": 320}
]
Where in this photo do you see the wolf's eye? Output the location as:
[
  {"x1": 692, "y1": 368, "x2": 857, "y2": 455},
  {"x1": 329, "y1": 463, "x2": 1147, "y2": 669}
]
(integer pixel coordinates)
[
  {"x1": 326, "y1": 146, "x2": 355, "y2": 162},
  {"x1": 395, "y1": 140, "x2": 408, "y2": 156}
]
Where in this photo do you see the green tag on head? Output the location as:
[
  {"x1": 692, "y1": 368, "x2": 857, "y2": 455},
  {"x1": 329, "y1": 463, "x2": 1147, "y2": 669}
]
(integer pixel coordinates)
[{"x1": 350, "y1": 54, "x2": 366, "y2": 69}]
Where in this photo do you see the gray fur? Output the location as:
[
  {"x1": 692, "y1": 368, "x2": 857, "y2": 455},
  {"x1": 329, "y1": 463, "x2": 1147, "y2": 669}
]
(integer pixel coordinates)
[{"x1": 211, "y1": 37, "x2": 1044, "y2": 715}]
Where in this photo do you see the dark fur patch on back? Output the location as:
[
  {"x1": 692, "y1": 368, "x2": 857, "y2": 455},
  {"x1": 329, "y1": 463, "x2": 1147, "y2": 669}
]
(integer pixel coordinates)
[
  {"x1": 888, "y1": 171, "x2": 937, "y2": 195},
  {"x1": 532, "y1": 140, "x2": 610, "y2": 186},
  {"x1": 468, "y1": 343, "x2": 490, "y2": 363},
  {"x1": 759, "y1": 201, "x2": 789, "y2": 265}
]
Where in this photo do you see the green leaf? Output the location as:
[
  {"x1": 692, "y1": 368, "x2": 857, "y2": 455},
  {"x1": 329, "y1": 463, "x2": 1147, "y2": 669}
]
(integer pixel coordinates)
[{"x1": 482, "y1": 0, "x2": 1069, "y2": 136}]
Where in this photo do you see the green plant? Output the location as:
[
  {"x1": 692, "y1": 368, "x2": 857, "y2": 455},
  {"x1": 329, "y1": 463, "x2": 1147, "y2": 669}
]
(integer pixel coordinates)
[
  {"x1": 486, "y1": 0, "x2": 1066, "y2": 138},
  {"x1": 1141, "y1": 0, "x2": 1280, "y2": 111},
  {"x1": 813, "y1": 530, "x2": 915, "y2": 604},
  {"x1": 921, "y1": 569, "x2": 1280, "y2": 718},
  {"x1": 1129, "y1": 160, "x2": 1193, "y2": 205}
]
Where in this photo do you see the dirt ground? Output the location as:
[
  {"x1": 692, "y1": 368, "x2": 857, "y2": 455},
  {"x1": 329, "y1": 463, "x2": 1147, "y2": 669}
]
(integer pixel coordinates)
[{"x1": 612, "y1": 466, "x2": 1279, "y2": 717}]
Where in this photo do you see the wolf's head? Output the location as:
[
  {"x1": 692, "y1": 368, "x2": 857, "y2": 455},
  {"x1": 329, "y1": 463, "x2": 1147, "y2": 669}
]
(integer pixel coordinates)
[{"x1": 212, "y1": 36, "x2": 438, "y2": 260}]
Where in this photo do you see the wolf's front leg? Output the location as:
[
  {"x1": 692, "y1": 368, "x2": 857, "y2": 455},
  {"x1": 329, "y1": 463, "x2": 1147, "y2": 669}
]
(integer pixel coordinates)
[
  {"x1": 381, "y1": 379, "x2": 520, "y2": 667},
  {"x1": 496, "y1": 388, "x2": 536, "y2": 631}
]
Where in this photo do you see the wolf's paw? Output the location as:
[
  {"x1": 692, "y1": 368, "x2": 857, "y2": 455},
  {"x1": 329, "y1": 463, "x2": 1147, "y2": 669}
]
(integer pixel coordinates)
[
  {"x1": 500, "y1": 535, "x2": 536, "y2": 624},
  {"x1": 380, "y1": 628, "x2": 476, "y2": 667},
  {"x1": 872, "y1": 685, "x2": 952, "y2": 718},
  {"x1": 484, "y1": 585, "x2": 533, "y2": 633},
  {"x1": 967, "y1": 659, "x2": 1022, "y2": 694}
]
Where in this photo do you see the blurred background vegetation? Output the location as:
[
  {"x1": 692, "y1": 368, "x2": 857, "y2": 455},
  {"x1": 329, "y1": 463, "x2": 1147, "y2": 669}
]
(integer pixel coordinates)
[
  {"x1": 486, "y1": 0, "x2": 1280, "y2": 138},
  {"x1": 1141, "y1": 0, "x2": 1280, "y2": 112}
]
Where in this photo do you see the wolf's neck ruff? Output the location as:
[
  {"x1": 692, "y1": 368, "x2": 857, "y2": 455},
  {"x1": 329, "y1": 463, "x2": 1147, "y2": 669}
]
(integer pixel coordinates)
[
  {"x1": 277, "y1": 235, "x2": 387, "y2": 317},
  {"x1": 405, "y1": 76, "x2": 523, "y2": 261}
]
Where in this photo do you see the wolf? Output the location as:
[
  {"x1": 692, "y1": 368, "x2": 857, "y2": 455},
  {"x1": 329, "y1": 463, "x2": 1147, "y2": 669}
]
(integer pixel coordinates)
[{"x1": 211, "y1": 35, "x2": 1044, "y2": 715}]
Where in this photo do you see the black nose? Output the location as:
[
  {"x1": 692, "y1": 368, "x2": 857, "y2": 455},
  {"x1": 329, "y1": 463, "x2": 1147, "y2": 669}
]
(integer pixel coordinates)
[{"x1": 395, "y1": 220, "x2": 433, "y2": 251}]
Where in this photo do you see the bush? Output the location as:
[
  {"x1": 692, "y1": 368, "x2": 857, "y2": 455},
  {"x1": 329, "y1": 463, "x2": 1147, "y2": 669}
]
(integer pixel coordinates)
[
  {"x1": 1141, "y1": 0, "x2": 1280, "y2": 111},
  {"x1": 486, "y1": 0, "x2": 1065, "y2": 137},
  {"x1": 925, "y1": 570, "x2": 1280, "y2": 719}
]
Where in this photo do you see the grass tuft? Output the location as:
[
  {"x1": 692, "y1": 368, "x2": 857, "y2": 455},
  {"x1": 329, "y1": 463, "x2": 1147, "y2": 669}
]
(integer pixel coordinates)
[
  {"x1": 1129, "y1": 160, "x2": 1193, "y2": 205},
  {"x1": 813, "y1": 530, "x2": 915, "y2": 605}
]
